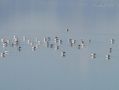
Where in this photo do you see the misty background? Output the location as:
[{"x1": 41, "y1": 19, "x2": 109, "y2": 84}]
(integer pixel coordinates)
[{"x1": 0, "y1": 0, "x2": 119, "y2": 90}]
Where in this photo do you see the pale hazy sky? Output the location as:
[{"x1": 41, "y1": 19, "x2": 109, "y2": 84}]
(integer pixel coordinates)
[{"x1": 0, "y1": 0, "x2": 119, "y2": 90}]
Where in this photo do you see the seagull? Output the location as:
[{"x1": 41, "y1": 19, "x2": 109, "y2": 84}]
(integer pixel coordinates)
[
  {"x1": 69, "y1": 39, "x2": 72, "y2": 43},
  {"x1": 32, "y1": 46, "x2": 37, "y2": 51},
  {"x1": 18, "y1": 46, "x2": 22, "y2": 52},
  {"x1": 90, "y1": 53, "x2": 96, "y2": 59},
  {"x1": 54, "y1": 45, "x2": 60, "y2": 50},
  {"x1": 27, "y1": 40, "x2": 31, "y2": 44},
  {"x1": 61, "y1": 51, "x2": 66, "y2": 57},
  {"x1": 2, "y1": 42, "x2": 8, "y2": 48},
  {"x1": 44, "y1": 37, "x2": 51, "y2": 43},
  {"x1": 72, "y1": 39, "x2": 76, "y2": 44},
  {"x1": 66, "y1": 28, "x2": 69, "y2": 32},
  {"x1": 0, "y1": 51, "x2": 8, "y2": 58},
  {"x1": 44, "y1": 41, "x2": 50, "y2": 48},
  {"x1": 78, "y1": 45, "x2": 81, "y2": 49},
  {"x1": 44, "y1": 37, "x2": 47, "y2": 43},
  {"x1": 50, "y1": 44, "x2": 54, "y2": 48},
  {"x1": 68, "y1": 39, "x2": 73, "y2": 47},
  {"x1": 13, "y1": 35, "x2": 18, "y2": 42},
  {"x1": 0, "y1": 53, "x2": 5, "y2": 58},
  {"x1": 110, "y1": 38, "x2": 115, "y2": 44},
  {"x1": 81, "y1": 40, "x2": 85, "y2": 45},
  {"x1": 12, "y1": 35, "x2": 19, "y2": 46},
  {"x1": 68, "y1": 39, "x2": 76, "y2": 47},
  {"x1": 37, "y1": 40, "x2": 41, "y2": 47},
  {"x1": 89, "y1": 39, "x2": 91, "y2": 43},
  {"x1": 59, "y1": 40, "x2": 63, "y2": 45},
  {"x1": 22, "y1": 36, "x2": 26, "y2": 42},
  {"x1": 1, "y1": 38, "x2": 4, "y2": 43},
  {"x1": 1, "y1": 38, "x2": 9, "y2": 48},
  {"x1": 70, "y1": 43, "x2": 73, "y2": 47},
  {"x1": 80, "y1": 42, "x2": 85, "y2": 48},
  {"x1": 54, "y1": 36, "x2": 59, "y2": 43},
  {"x1": 109, "y1": 48, "x2": 112, "y2": 53},
  {"x1": 30, "y1": 42, "x2": 33, "y2": 46},
  {"x1": 105, "y1": 54, "x2": 111, "y2": 60}
]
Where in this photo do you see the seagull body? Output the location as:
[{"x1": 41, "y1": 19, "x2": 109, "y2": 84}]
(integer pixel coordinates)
[
  {"x1": 50, "y1": 44, "x2": 54, "y2": 48},
  {"x1": 54, "y1": 36, "x2": 59, "y2": 43},
  {"x1": 110, "y1": 39, "x2": 115, "y2": 44},
  {"x1": 22, "y1": 36, "x2": 26, "y2": 42},
  {"x1": 67, "y1": 29, "x2": 69, "y2": 32},
  {"x1": 44, "y1": 41, "x2": 50, "y2": 48},
  {"x1": 61, "y1": 51, "x2": 66, "y2": 57},
  {"x1": 0, "y1": 51, "x2": 8, "y2": 58},
  {"x1": 105, "y1": 54, "x2": 111, "y2": 60},
  {"x1": 90, "y1": 53, "x2": 96, "y2": 59},
  {"x1": 44, "y1": 37, "x2": 51, "y2": 43},
  {"x1": 78, "y1": 45, "x2": 81, "y2": 49},
  {"x1": 12, "y1": 35, "x2": 19, "y2": 46},
  {"x1": 89, "y1": 40, "x2": 91, "y2": 43},
  {"x1": 1, "y1": 38, "x2": 9, "y2": 48},
  {"x1": 18, "y1": 46, "x2": 22, "y2": 52},
  {"x1": 80, "y1": 43, "x2": 85, "y2": 48},
  {"x1": 0, "y1": 53, "x2": 5, "y2": 58},
  {"x1": 109, "y1": 48, "x2": 112, "y2": 53},
  {"x1": 32, "y1": 46, "x2": 37, "y2": 51},
  {"x1": 55, "y1": 45, "x2": 60, "y2": 50}
]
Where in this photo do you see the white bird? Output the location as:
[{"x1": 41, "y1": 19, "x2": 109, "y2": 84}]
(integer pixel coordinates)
[
  {"x1": 71, "y1": 39, "x2": 76, "y2": 44},
  {"x1": 90, "y1": 53, "x2": 96, "y2": 59},
  {"x1": 68, "y1": 39, "x2": 76, "y2": 47},
  {"x1": 0, "y1": 53, "x2": 5, "y2": 58},
  {"x1": 61, "y1": 51, "x2": 66, "y2": 57},
  {"x1": 110, "y1": 38, "x2": 115, "y2": 44},
  {"x1": 2, "y1": 42, "x2": 8, "y2": 48},
  {"x1": 44, "y1": 37, "x2": 47, "y2": 43},
  {"x1": 22, "y1": 36, "x2": 26, "y2": 42},
  {"x1": 54, "y1": 45, "x2": 60, "y2": 50},
  {"x1": 58, "y1": 40, "x2": 63, "y2": 45},
  {"x1": 4, "y1": 51, "x2": 8, "y2": 55},
  {"x1": 37, "y1": 40, "x2": 41, "y2": 47},
  {"x1": 32, "y1": 46, "x2": 37, "y2": 51},
  {"x1": 47, "y1": 37, "x2": 51, "y2": 41},
  {"x1": 27, "y1": 39, "x2": 33, "y2": 46},
  {"x1": 27, "y1": 40, "x2": 30, "y2": 44},
  {"x1": 13, "y1": 35, "x2": 18, "y2": 42},
  {"x1": 1, "y1": 38, "x2": 4, "y2": 43},
  {"x1": 80, "y1": 42, "x2": 85, "y2": 48},
  {"x1": 30, "y1": 42, "x2": 33, "y2": 46},
  {"x1": 44, "y1": 37, "x2": 51, "y2": 43},
  {"x1": 0, "y1": 51, "x2": 8, "y2": 58},
  {"x1": 44, "y1": 41, "x2": 50, "y2": 48},
  {"x1": 1, "y1": 38, "x2": 9, "y2": 48},
  {"x1": 54, "y1": 36, "x2": 59, "y2": 43},
  {"x1": 12, "y1": 35, "x2": 19, "y2": 46},
  {"x1": 105, "y1": 54, "x2": 111, "y2": 60}
]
